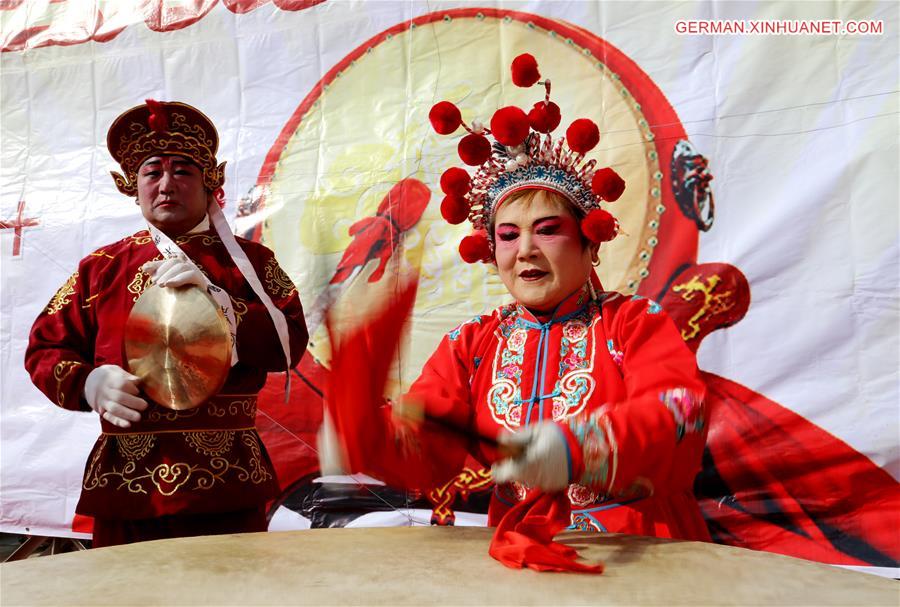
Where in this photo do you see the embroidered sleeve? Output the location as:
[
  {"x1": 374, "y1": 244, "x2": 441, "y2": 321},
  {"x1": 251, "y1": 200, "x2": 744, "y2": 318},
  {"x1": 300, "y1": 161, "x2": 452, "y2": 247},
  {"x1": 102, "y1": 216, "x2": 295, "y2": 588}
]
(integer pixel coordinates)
[
  {"x1": 563, "y1": 297, "x2": 707, "y2": 496},
  {"x1": 233, "y1": 246, "x2": 308, "y2": 370},
  {"x1": 25, "y1": 260, "x2": 97, "y2": 411}
]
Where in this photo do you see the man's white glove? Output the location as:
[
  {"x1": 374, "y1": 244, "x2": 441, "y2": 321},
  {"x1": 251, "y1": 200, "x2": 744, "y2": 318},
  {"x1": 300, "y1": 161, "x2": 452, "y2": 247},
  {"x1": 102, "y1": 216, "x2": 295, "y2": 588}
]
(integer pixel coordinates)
[
  {"x1": 141, "y1": 256, "x2": 205, "y2": 288},
  {"x1": 83, "y1": 365, "x2": 148, "y2": 428},
  {"x1": 317, "y1": 410, "x2": 348, "y2": 476},
  {"x1": 491, "y1": 421, "x2": 571, "y2": 492}
]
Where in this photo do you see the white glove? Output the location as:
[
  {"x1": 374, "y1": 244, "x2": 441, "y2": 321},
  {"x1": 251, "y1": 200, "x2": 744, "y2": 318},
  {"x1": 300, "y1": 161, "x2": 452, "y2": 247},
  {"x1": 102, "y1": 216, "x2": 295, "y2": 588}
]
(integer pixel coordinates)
[
  {"x1": 317, "y1": 410, "x2": 348, "y2": 476},
  {"x1": 83, "y1": 365, "x2": 148, "y2": 428},
  {"x1": 491, "y1": 421, "x2": 571, "y2": 491},
  {"x1": 141, "y1": 256, "x2": 205, "y2": 288}
]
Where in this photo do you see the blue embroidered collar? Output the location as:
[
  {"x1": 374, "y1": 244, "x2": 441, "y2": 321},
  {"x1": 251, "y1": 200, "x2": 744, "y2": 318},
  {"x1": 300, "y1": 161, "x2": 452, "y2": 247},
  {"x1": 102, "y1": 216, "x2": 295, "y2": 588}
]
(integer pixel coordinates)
[{"x1": 516, "y1": 284, "x2": 592, "y2": 328}]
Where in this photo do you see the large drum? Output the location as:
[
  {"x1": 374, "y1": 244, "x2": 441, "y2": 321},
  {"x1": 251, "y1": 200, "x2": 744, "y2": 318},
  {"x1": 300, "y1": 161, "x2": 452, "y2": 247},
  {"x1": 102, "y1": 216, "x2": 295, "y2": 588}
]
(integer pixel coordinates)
[{"x1": 1, "y1": 528, "x2": 895, "y2": 605}]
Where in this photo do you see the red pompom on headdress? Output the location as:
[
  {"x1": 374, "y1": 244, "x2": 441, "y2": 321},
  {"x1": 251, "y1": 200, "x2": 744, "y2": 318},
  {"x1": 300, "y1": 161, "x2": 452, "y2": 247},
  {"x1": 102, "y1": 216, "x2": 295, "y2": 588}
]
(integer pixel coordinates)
[
  {"x1": 581, "y1": 209, "x2": 619, "y2": 243},
  {"x1": 591, "y1": 168, "x2": 626, "y2": 202},
  {"x1": 458, "y1": 133, "x2": 492, "y2": 166},
  {"x1": 145, "y1": 98, "x2": 169, "y2": 132},
  {"x1": 490, "y1": 106, "x2": 530, "y2": 146},
  {"x1": 440, "y1": 167, "x2": 471, "y2": 196},
  {"x1": 441, "y1": 195, "x2": 470, "y2": 225},
  {"x1": 427, "y1": 51, "x2": 629, "y2": 263},
  {"x1": 459, "y1": 230, "x2": 492, "y2": 263},
  {"x1": 528, "y1": 101, "x2": 561, "y2": 133},
  {"x1": 566, "y1": 119, "x2": 600, "y2": 155},
  {"x1": 429, "y1": 101, "x2": 463, "y2": 135},
  {"x1": 511, "y1": 53, "x2": 541, "y2": 88}
]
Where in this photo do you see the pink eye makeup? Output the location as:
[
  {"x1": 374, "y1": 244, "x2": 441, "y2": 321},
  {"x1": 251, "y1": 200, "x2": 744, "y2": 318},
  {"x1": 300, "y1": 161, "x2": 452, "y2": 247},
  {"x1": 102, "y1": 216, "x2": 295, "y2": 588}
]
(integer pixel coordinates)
[
  {"x1": 534, "y1": 218, "x2": 563, "y2": 236},
  {"x1": 536, "y1": 215, "x2": 583, "y2": 238},
  {"x1": 496, "y1": 225, "x2": 520, "y2": 242}
]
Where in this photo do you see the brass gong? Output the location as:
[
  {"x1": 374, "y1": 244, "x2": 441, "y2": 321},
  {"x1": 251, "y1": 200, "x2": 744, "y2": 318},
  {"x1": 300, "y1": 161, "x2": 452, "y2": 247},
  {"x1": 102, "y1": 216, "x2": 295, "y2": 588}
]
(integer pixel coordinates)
[{"x1": 125, "y1": 284, "x2": 231, "y2": 410}]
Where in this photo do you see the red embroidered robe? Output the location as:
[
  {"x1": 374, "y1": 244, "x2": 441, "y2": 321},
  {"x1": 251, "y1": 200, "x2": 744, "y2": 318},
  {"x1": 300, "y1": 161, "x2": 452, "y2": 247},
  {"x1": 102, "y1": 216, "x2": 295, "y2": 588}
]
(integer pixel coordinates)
[
  {"x1": 354, "y1": 286, "x2": 709, "y2": 540},
  {"x1": 25, "y1": 229, "x2": 308, "y2": 520}
]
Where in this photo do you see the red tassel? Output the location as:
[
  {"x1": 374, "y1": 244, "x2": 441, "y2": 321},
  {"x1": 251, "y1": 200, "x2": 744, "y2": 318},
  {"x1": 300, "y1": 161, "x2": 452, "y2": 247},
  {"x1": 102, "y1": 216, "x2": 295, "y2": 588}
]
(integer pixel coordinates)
[
  {"x1": 528, "y1": 101, "x2": 561, "y2": 134},
  {"x1": 145, "y1": 99, "x2": 169, "y2": 132},
  {"x1": 565, "y1": 119, "x2": 600, "y2": 155},
  {"x1": 489, "y1": 491, "x2": 604, "y2": 573},
  {"x1": 581, "y1": 209, "x2": 619, "y2": 243},
  {"x1": 440, "y1": 195, "x2": 470, "y2": 225},
  {"x1": 591, "y1": 167, "x2": 626, "y2": 202},
  {"x1": 440, "y1": 167, "x2": 471, "y2": 196},
  {"x1": 458, "y1": 230, "x2": 492, "y2": 263},
  {"x1": 511, "y1": 53, "x2": 541, "y2": 87},
  {"x1": 490, "y1": 106, "x2": 530, "y2": 146},
  {"x1": 458, "y1": 134, "x2": 492, "y2": 166},
  {"x1": 429, "y1": 101, "x2": 462, "y2": 135}
]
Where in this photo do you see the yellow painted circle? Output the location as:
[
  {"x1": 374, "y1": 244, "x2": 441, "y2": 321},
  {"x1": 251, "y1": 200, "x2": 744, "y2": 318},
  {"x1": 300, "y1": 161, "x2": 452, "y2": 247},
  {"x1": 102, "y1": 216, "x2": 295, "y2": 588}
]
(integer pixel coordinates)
[{"x1": 263, "y1": 16, "x2": 660, "y2": 392}]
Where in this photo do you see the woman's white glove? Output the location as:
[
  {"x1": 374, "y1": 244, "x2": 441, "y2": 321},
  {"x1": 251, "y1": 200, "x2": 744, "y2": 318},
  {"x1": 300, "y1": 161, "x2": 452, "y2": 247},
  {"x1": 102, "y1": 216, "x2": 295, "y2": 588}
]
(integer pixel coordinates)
[
  {"x1": 83, "y1": 365, "x2": 148, "y2": 428},
  {"x1": 141, "y1": 256, "x2": 205, "y2": 288},
  {"x1": 491, "y1": 421, "x2": 571, "y2": 492}
]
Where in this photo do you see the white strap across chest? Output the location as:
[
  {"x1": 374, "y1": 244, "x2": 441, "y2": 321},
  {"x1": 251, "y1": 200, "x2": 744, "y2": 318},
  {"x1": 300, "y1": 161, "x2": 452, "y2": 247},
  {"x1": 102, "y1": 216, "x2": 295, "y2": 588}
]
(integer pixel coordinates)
[{"x1": 147, "y1": 220, "x2": 240, "y2": 366}]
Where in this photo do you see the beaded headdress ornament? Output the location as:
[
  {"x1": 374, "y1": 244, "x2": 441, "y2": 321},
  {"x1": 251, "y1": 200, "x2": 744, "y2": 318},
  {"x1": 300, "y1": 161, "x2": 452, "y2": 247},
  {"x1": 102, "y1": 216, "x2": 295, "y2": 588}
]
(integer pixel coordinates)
[
  {"x1": 429, "y1": 54, "x2": 626, "y2": 263},
  {"x1": 107, "y1": 100, "x2": 226, "y2": 197}
]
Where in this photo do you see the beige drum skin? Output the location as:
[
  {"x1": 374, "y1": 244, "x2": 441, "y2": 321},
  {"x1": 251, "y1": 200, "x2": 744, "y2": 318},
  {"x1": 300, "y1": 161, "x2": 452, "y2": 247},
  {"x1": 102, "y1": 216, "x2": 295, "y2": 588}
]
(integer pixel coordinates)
[{"x1": 1, "y1": 528, "x2": 896, "y2": 606}]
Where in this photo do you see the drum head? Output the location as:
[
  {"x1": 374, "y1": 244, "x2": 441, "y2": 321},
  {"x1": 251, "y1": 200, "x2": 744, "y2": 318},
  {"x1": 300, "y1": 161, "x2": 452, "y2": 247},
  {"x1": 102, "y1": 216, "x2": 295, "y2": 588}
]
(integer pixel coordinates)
[{"x1": 125, "y1": 284, "x2": 230, "y2": 410}]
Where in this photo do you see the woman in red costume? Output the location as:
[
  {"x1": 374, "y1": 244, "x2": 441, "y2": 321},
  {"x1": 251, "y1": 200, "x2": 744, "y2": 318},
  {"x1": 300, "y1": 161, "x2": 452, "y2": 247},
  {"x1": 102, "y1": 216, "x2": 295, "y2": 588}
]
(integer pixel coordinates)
[{"x1": 324, "y1": 55, "x2": 708, "y2": 569}]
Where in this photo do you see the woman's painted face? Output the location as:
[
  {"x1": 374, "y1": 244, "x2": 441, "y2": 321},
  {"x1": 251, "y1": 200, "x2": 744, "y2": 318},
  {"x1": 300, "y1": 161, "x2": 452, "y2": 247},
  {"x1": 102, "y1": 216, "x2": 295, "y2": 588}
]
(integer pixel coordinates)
[{"x1": 493, "y1": 190, "x2": 596, "y2": 314}]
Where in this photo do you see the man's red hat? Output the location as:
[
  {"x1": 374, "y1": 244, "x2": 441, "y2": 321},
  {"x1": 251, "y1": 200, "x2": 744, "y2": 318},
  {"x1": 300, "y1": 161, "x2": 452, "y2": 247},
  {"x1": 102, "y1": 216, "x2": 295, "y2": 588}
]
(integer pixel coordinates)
[{"x1": 106, "y1": 100, "x2": 226, "y2": 196}]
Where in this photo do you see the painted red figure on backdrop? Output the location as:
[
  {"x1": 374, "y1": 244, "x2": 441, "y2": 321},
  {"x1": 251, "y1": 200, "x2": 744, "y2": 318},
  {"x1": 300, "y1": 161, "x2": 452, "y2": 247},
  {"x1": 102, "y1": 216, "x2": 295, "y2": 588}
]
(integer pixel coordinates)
[{"x1": 329, "y1": 178, "x2": 430, "y2": 285}]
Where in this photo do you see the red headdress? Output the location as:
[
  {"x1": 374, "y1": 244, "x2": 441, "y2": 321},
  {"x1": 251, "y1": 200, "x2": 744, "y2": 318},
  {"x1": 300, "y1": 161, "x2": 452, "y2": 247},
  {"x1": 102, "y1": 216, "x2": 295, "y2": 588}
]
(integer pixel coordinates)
[
  {"x1": 106, "y1": 100, "x2": 226, "y2": 196},
  {"x1": 429, "y1": 54, "x2": 627, "y2": 263}
]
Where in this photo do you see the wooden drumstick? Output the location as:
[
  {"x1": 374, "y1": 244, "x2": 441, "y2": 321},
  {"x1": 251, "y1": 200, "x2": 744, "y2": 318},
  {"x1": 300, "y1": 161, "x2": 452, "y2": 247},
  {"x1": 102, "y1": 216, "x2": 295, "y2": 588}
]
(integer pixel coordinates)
[{"x1": 392, "y1": 398, "x2": 526, "y2": 460}]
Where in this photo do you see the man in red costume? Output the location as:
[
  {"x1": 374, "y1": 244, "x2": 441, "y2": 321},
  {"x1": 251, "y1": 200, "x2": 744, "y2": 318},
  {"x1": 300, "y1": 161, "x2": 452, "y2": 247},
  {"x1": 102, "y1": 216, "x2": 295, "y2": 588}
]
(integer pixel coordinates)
[{"x1": 25, "y1": 101, "x2": 308, "y2": 547}]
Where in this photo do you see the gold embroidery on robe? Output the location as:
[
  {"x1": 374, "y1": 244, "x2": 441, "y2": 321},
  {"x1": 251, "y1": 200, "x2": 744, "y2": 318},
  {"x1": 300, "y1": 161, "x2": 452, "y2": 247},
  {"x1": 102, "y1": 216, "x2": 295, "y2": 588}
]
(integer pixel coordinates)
[
  {"x1": 46, "y1": 272, "x2": 78, "y2": 315},
  {"x1": 176, "y1": 233, "x2": 220, "y2": 246},
  {"x1": 428, "y1": 467, "x2": 492, "y2": 524},
  {"x1": 82, "y1": 436, "x2": 109, "y2": 491},
  {"x1": 127, "y1": 255, "x2": 161, "y2": 302},
  {"x1": 230, "y1": 296, "x2": 248, "y2": 326},
  {"x1": 241, "y1": 432, "x2": 272, "y2": 484},
  {"x1": 82, "y1": 431, "x2": 268, "y2": 496},
  {"x1": 208, "y1": 399, "x2": 256, "y2": 418},
  {"x1": 53, "y1": 360, "x2": 83, "y2": 405},
  {"x1": 147, "y1": 407, "x2": 201, "y2": 422},
  {"x1": 130, "y1": 233, "x2": 153, "y2": 245},
  {"x1": 116, "y1": 434, "x2": 156, "y2": 461},
  {"x1": 263, "y1": 257, "x2": 296, "y2": 299},
  {"x1": 185, "y1": 431, "x2": 235, "y2": 457}
]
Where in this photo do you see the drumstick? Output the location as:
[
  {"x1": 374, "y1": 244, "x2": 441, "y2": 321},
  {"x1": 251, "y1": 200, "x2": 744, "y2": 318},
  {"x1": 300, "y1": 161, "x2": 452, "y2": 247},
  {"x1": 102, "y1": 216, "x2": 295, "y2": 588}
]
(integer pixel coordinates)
[{"x1": 393, "y1": 399, "x2": 525, "y2": 459}]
